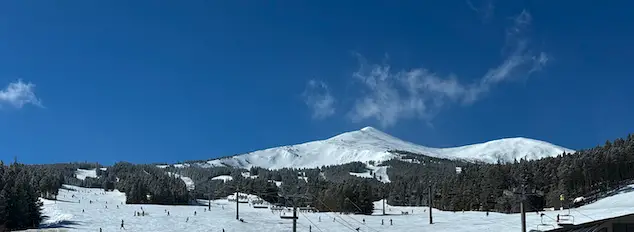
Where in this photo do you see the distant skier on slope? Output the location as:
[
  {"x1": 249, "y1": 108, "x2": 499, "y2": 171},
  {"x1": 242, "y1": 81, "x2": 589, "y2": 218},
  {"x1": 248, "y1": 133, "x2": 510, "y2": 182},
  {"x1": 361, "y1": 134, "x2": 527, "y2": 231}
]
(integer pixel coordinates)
[{"x1": 120, "y1": 219, "x2": 125, "y2": 230}]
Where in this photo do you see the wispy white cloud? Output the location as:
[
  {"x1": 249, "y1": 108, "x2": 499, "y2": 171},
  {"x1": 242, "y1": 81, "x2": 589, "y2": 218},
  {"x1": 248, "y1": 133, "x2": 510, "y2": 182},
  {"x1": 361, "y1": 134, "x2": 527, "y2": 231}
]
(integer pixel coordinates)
[
  {"x1": 0, "y1": 80, "x2": 43, "y2": 109},
  {"x1": 347, "y1": 10, "x2": 548, "y2": 127},
  {"x1": 467, "y1": 0, "x2": 495, "y2": 22},
  {"x1": 302, "y1": 79, "x2": 335, "y2": 119}
]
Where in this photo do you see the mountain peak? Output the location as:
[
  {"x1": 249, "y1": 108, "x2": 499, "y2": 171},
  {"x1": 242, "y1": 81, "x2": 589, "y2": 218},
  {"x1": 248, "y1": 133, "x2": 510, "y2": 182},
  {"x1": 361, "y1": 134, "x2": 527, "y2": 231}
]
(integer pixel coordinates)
[
  {"x1": 360, "y1": 126, "x2": 378, "y2": 132},
  {"x1": 194, "y1": 128, "x2": 573, "y2": 170}
]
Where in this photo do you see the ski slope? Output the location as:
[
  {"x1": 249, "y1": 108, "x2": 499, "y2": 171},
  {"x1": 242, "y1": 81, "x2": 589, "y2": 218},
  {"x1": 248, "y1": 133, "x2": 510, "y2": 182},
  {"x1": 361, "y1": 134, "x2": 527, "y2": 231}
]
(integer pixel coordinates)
[
  {"x1": 75, "y1": 169, "x2": 97, "y2": 180},
  {"x1": 180, "y1": 127, "x2": 572, "y2": 170},
  {"x1": 39, "y1": 184, "x2": 634, "y2": 232},
  {"x1": 166, "y1": 172, "x2": 195, "y2": 191}
]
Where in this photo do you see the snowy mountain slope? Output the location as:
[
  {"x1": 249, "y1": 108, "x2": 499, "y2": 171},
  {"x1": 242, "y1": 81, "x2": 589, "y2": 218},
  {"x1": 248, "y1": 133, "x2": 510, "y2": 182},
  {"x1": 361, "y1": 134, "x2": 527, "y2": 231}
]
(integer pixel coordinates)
[
  {"x1": 39, "y1": 184, "x2": 634, "y2": 232},
  {"x1": 185, "y1": 126, "x2": 573, "y2": 170}
]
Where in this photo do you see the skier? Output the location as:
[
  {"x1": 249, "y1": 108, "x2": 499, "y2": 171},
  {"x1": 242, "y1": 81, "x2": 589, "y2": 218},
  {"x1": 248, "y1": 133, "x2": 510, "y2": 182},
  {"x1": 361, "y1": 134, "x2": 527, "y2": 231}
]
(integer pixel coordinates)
[
  {"x1": 120, "y1": 219, "x2": 125, "y2": 230},
  {"x1": 117, "y1": 205, "x2": 119, "y2": 209},
  {"x1": 486, "y1": 211, "x2": 489, "y2": 216},
  {"x1": 100, "y1": 228, "x2": 102, "y2": 232},
  {"x1": 390, "y1": 219, "x2": 393, "y2": 225},
  {"x1": 167, "y1": 211, "x2": 170, "y2": 216},
  {"x1": 318, "y1": 216, "x2": 321, "y2": 222},
  {"x1": 186, "y1": 217, "x2": 189, "y2": 222},
  {"x1": 194, "y1": 211, "x2": 197, "y2": 216},
  {"x1": 382, "y1": 219, "x2": 384, "y2": 225},
  {"x1": 82, "y1": 209, "x2": 84, "y2": 213},
  {"x1": 363, "y1": 218, "x2": 365, "y2": 224}
]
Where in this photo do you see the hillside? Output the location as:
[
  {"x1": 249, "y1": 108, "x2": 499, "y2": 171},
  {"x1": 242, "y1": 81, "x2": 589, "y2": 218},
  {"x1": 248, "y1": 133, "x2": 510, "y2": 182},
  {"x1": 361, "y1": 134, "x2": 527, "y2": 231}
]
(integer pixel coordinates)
[{"x1": 180, "y1": 126, "x2": 573, "y2": 169}]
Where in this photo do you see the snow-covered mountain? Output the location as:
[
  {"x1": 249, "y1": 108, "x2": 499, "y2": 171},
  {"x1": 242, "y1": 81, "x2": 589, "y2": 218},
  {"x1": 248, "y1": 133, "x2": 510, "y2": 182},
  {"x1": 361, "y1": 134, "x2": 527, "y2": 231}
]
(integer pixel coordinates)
[{"x1": 185, "y1": 126, "x2": 573, "y2": 169}]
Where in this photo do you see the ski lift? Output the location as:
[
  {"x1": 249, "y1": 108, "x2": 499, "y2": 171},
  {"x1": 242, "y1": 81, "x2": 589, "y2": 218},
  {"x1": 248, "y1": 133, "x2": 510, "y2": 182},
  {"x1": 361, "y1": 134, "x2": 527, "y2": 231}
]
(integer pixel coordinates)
[{"x1": 536, "y1": 213, "x2": 555, "y2": 231}]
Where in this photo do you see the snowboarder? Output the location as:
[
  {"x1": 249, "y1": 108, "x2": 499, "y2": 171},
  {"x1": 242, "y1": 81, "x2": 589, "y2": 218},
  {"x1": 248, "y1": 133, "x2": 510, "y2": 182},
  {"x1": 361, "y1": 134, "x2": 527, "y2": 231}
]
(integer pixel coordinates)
[{"x1": 120, "y1": 219, "x2": 125, "y2": 229}]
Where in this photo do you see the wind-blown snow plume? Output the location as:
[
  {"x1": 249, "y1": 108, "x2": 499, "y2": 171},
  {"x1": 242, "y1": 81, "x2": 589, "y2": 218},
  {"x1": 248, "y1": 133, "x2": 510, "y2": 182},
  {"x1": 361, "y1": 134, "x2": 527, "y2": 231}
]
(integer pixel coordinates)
[{"x1": 0, "y1": 79, "x2": 42, "y2": 109}]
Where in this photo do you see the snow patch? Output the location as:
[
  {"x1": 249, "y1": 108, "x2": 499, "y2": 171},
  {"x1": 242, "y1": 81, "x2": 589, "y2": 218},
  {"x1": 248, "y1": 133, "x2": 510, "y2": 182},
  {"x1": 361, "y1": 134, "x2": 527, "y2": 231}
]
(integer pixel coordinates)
[
  {"x1": 75, "y1": 169, "x2": 97, "y2": 180},
  {"x1": 211, "y1": 175, "x2": 233, "y2": 182}
]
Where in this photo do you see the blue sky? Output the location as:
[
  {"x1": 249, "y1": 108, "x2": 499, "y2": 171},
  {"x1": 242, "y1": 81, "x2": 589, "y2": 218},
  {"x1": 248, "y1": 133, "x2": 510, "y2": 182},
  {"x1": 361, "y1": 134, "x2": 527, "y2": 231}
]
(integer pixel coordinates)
[{"x1": 1, "y1": 1, "x2": 633, "y2": 165}]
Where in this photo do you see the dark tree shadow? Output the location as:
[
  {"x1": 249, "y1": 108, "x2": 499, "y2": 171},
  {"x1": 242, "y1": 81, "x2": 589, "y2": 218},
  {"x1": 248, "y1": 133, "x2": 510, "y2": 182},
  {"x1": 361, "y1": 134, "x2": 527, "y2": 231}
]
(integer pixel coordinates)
[{"x1": 40, "y1": 219, "x2": 81, "y2": 229}]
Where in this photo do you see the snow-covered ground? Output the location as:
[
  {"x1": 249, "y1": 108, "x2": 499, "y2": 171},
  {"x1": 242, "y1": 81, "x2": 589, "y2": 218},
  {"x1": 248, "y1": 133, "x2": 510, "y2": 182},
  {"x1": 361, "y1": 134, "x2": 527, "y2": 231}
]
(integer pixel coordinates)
[
  {"x1": 175, "y1": 127, "x2": 572, "y2": 170},
  {"x1": 39, "y1": 184, "x2": 634, "y2": 232},
  {"x1": 349, "y1": 163, "x2": 391, "y2": 183},
  {"x1": 166, "y1": 172, "x2": 195, "y2": 191},
  {"x1": 74, "y1": 169, "x2": 97, "y2": 180},
  {"x1": 241, "y1": 172, "x2": 258, "y2": 179},
  {"x1": 212, "y1": 175, "x2": 233, "y2": 182}
]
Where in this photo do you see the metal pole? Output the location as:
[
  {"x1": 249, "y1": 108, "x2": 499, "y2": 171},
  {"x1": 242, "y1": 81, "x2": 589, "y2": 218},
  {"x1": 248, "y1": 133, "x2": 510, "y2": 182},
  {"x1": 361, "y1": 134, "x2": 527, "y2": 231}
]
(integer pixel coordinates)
[
  {"x1": 292, "y1": 205, "x2": 297, "y2": 232},
  {"x1": 521, "y1": 199, "x2": 526, "y2": 232},
  {"x1": 383, "y1": 198, "x2": 386, "y2": 215},
  {"x1": 429, "y1": 185, "x2": 433, "y2": 224}
]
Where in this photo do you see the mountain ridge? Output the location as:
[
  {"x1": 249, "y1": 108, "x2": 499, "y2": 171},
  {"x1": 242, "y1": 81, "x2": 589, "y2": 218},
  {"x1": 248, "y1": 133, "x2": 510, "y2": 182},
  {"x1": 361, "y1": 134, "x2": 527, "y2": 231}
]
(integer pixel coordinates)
[{"x1": 173, "y1": 127, "x2": 574, "y2": 169}]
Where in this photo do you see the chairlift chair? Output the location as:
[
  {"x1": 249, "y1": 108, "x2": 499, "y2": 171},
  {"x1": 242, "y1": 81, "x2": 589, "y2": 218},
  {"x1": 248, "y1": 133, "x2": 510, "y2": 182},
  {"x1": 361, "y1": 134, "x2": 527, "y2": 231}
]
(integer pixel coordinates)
[
  {"x1": 557, "y1": 209, "x2": 575, "y2": 226},
  {"x1": 536, "y1": 213, "x2": 555, "y2": 231}
]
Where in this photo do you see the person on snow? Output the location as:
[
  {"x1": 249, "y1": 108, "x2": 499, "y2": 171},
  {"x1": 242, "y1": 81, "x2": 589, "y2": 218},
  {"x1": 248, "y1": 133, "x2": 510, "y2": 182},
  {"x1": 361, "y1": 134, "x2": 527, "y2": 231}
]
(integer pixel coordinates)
[
  {"x1": 194, "y1": 211, "x2": 197, "y2": 216},
  {"x1": 120, "y1": 219, "x2": 125, "y2": 230},
  {"x1": 390, "y1": 219, "x2": 393, "y2": 225}
]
